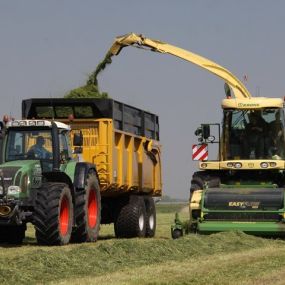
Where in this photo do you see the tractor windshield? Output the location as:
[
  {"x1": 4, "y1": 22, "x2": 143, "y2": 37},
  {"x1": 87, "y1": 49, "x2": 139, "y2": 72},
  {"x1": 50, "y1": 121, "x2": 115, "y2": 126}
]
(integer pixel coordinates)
[
  {"x1": 5, "y1": 129, "x2": 53, "y2": 162},
  {"x1": 223, "y1": 109, "x2": 285, "y2": 160}
]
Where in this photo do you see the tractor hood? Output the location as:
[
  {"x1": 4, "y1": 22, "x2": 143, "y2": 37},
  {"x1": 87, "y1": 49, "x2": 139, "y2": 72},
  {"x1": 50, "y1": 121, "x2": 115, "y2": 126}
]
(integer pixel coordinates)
[{"x1": 0, "y1": 160, "x2": 42, "y2": 198}]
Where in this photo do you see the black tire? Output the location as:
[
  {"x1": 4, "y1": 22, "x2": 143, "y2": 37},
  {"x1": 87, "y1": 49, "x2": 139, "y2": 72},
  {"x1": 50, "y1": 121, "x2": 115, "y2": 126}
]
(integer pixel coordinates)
[
  {"x1": 114, "y1": 196, "x2": 146, "y2": 238},
  {"x1": 172, "y1": 229, "x2": 183, "y2": 239},
  {"x1": 0, "y1": 224, "x2": 26, "y2": 244},
  {"x1": 144, "y1": 197, "x2": 156, "y2": 237},
  {"x1": 190, "y1": 171, "x2": 221, "y2": 197},
  {"x1": 34, "y1": 182, "x2": 74, "y2": 245},
  {"x1": 72, "y1": 173, "x2": 101, "y2": 243},
  {"x1": 0, "y1": 226, "x2": 8, "y2": 243}
]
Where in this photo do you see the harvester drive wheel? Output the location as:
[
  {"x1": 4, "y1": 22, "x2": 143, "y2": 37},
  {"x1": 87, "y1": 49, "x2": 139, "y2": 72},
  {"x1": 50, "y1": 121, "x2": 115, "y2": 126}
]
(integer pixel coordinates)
[
  {"x1": 34, "y1": 182, "x2": 74, "y2": 245},
  {"x1": 114, "y1": 196, "x2": 146, "y2": 238},
  {"x1": 72, "y1": 172, "x2": 101, "y2": 243},
  {"x1": 144, "y1": 197, "x2": 156, "y2": 237}
]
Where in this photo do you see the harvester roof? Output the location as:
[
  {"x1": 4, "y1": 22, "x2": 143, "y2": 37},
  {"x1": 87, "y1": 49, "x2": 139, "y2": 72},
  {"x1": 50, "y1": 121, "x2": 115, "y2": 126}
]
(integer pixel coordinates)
[{"x1": 222, "y1": 97, "x2": 284, "y2": 109}]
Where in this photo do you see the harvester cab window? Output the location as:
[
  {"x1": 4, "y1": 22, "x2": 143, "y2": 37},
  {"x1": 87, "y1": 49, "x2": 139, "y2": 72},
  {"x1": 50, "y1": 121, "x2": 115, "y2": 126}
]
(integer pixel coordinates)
[{"x1": 225, "y1": 109, "x2": 285, "y2": 160}]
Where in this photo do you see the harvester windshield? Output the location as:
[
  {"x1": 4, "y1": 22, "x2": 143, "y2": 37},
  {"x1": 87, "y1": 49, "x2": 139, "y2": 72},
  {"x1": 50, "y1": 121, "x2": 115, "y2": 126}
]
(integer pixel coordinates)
[{"x1": 223, "y1": 108, "x2": 285, "y2": 160}]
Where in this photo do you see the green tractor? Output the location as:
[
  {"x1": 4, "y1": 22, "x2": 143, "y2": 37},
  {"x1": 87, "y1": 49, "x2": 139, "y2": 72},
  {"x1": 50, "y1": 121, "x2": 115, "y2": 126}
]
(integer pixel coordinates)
[{"x1": 0, "y1": 119, "x2": 101, "y2": 245}]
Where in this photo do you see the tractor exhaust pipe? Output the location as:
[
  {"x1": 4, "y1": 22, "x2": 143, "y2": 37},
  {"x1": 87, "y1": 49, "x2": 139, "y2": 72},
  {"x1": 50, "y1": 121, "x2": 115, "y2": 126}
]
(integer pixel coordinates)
[{"x1": 51, "y1": 122, "x2": 60, "y2": 171}]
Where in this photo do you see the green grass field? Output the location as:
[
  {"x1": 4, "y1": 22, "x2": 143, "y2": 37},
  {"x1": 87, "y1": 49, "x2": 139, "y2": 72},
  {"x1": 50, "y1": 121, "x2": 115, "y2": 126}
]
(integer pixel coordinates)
[{"x1": 1, "y1": 203, "x2": 285, "y2": 285}]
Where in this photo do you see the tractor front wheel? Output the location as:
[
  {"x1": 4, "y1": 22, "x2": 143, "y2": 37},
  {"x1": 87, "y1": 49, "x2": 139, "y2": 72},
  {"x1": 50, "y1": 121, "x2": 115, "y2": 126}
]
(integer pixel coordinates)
[{"x1": 34, "y1": 183, "x2": 74, "y2": 245}]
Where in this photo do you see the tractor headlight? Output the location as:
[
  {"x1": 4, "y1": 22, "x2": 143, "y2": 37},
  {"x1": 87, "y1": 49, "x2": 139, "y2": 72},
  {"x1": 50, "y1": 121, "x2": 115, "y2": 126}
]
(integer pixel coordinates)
[{"x1": 8, "y1": 186, "x2": 21, "y2": 195}]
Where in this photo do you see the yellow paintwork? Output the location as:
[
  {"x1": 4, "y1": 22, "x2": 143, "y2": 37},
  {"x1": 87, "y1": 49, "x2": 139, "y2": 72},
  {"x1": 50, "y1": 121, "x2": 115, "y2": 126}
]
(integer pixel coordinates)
[
  {"x1": 66, "y1": 118, "x2": 162, "y2": 197},
  {"x1": 189, "y1": 190, "x2": 202, "y2": 221},
  {"x1": 199, "y1": 160, "x2": 285, "y2": 170},
  {"x1": 107, "y1": 33, "x2": 252, "y2": 99},
  {"x1": 222, "y1": 97, "x2": 284, "y2": 109}
]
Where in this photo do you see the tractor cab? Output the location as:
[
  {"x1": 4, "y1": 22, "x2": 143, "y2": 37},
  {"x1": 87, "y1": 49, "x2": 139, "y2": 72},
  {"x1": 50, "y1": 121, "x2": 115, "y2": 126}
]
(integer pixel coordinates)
[{"x1": 2, "y1": 120, "x2": 75, "y2": 173}]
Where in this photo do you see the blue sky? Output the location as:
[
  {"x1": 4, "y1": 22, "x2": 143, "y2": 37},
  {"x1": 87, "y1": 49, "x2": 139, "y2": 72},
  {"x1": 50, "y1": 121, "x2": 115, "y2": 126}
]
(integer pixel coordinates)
[{"x1": 1, "y1": 1, "x2": 285, "y2": 198}]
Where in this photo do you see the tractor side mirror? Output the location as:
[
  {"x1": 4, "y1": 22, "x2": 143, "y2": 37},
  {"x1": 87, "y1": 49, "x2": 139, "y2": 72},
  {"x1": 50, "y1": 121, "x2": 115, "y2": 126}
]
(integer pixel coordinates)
[{"x1": 73, "y1": 132, "x2": 83, "y2": 146}]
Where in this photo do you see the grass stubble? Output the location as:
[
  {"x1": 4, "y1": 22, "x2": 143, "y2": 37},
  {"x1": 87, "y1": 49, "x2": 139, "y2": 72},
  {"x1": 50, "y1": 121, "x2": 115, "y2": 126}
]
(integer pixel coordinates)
[{"x1": 1, "y1": 203, "x2": 285, "y2": 285}]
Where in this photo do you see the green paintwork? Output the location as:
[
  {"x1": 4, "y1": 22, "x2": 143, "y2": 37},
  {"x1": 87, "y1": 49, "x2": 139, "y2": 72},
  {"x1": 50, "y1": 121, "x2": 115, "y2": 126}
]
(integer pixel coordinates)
[
  {"x1": 198, "y1": 221, "x2": 285, "y2": 235},
  {"x1": 190, "y1": 184, "x2": 285, "y2": 236},
  {"x1": 0, "y1": 160, "x2": 42, "y2": 199},
  {"x1": 62, "y1": 161, "x2": 77, "y2": 183}
]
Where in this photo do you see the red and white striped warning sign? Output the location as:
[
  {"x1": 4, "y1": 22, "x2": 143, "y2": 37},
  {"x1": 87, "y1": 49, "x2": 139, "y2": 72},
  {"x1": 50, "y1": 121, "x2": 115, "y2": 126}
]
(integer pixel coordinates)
[{"x1": 192, "y1": 144, "x2": 208, "y2": 161}]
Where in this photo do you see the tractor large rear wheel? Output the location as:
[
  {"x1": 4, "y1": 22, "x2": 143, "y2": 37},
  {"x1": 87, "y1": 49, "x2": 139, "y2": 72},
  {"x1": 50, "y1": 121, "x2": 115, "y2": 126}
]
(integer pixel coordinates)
[
  {"x1": 72, "y1": 173, "x2": 101, "y2": 243},
  {"x1": 114, "y1": 196, "x2": 146, "y2": 238},
  {"x1": 34, "y1": 182, "x2": 74, "y2": 245}
]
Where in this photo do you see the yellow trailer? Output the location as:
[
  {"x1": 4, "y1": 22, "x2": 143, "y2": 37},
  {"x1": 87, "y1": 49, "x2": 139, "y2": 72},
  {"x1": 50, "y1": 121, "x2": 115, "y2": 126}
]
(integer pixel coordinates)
[{"x1": 22, "y1": 98, "x2": 162, "y2": 238}]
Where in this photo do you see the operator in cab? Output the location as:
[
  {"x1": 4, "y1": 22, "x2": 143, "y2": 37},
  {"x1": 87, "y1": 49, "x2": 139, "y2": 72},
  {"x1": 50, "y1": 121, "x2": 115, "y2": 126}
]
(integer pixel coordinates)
[
  {"x1": 242, "y1": 111, "x2": 268, "y2": 159},
  {"x1": 27, "y1": 136, "x2": 52, "y2": 159}
]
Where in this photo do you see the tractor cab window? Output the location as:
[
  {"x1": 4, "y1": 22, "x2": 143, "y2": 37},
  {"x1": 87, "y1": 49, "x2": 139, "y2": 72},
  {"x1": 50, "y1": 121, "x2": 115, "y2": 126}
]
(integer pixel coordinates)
[
  {"x1": 224, "y1": 109, "x2": 285, "y2": 160},
  {"x1": 59, "y1": 131, "x2": 72, "y2": 161},
  {"x1": 6, "y1": 129, "x2": 53, "y2": 161}
]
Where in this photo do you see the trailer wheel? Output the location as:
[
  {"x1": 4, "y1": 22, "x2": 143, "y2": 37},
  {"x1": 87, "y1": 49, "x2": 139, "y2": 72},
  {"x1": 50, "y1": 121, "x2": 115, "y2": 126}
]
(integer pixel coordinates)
[
  {"x1": 34, "y1": 182, "x2": 73, "y2": 245},
  {"x1": 72, "y1": 173, "x2": 101, "y2": 243},
  {"x1": 190, "y1": 171, "x2": 221, "y2": 197},
  {"x1": 114, "y1": 196, "x2": 146, "y2": 238},
  {"x1": 144, "y1": 197, "x2": 156, "y2": 237}
]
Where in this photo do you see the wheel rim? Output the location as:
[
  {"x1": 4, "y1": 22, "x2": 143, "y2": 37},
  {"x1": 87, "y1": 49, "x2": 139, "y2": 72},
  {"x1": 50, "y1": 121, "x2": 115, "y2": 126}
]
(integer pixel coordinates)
[
  {"x1": 88, "y1": 189, "x2": 98, "y2": 228},
  {"x1": 149, "y1": 214, "x2": 154, "y2": 230},
  {"x1": 60, "y1": 196, "x2": 70, "y2": 236},
  {"x1": 139, "y1": 213, "x2": 144, "y2": 231}
]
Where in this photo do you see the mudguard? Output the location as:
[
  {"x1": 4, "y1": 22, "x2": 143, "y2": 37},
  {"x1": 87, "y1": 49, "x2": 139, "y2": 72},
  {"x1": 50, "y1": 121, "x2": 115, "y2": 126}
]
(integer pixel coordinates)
[{"x1": 73, "y1": 162, "x2": 98, "y2": 191}]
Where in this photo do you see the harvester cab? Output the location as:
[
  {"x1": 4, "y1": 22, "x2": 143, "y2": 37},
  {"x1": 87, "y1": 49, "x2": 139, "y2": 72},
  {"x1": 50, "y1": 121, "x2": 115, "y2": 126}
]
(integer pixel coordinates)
[
  {"x1": 2, "y1": 120, "x2": 74, "y2": 171},
  {"x1": 0, "y1": 119, "x2": 101, "y2": 245},
  {"x1": 183, "y1": 96, "x2": 285, "y2": 238}
]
